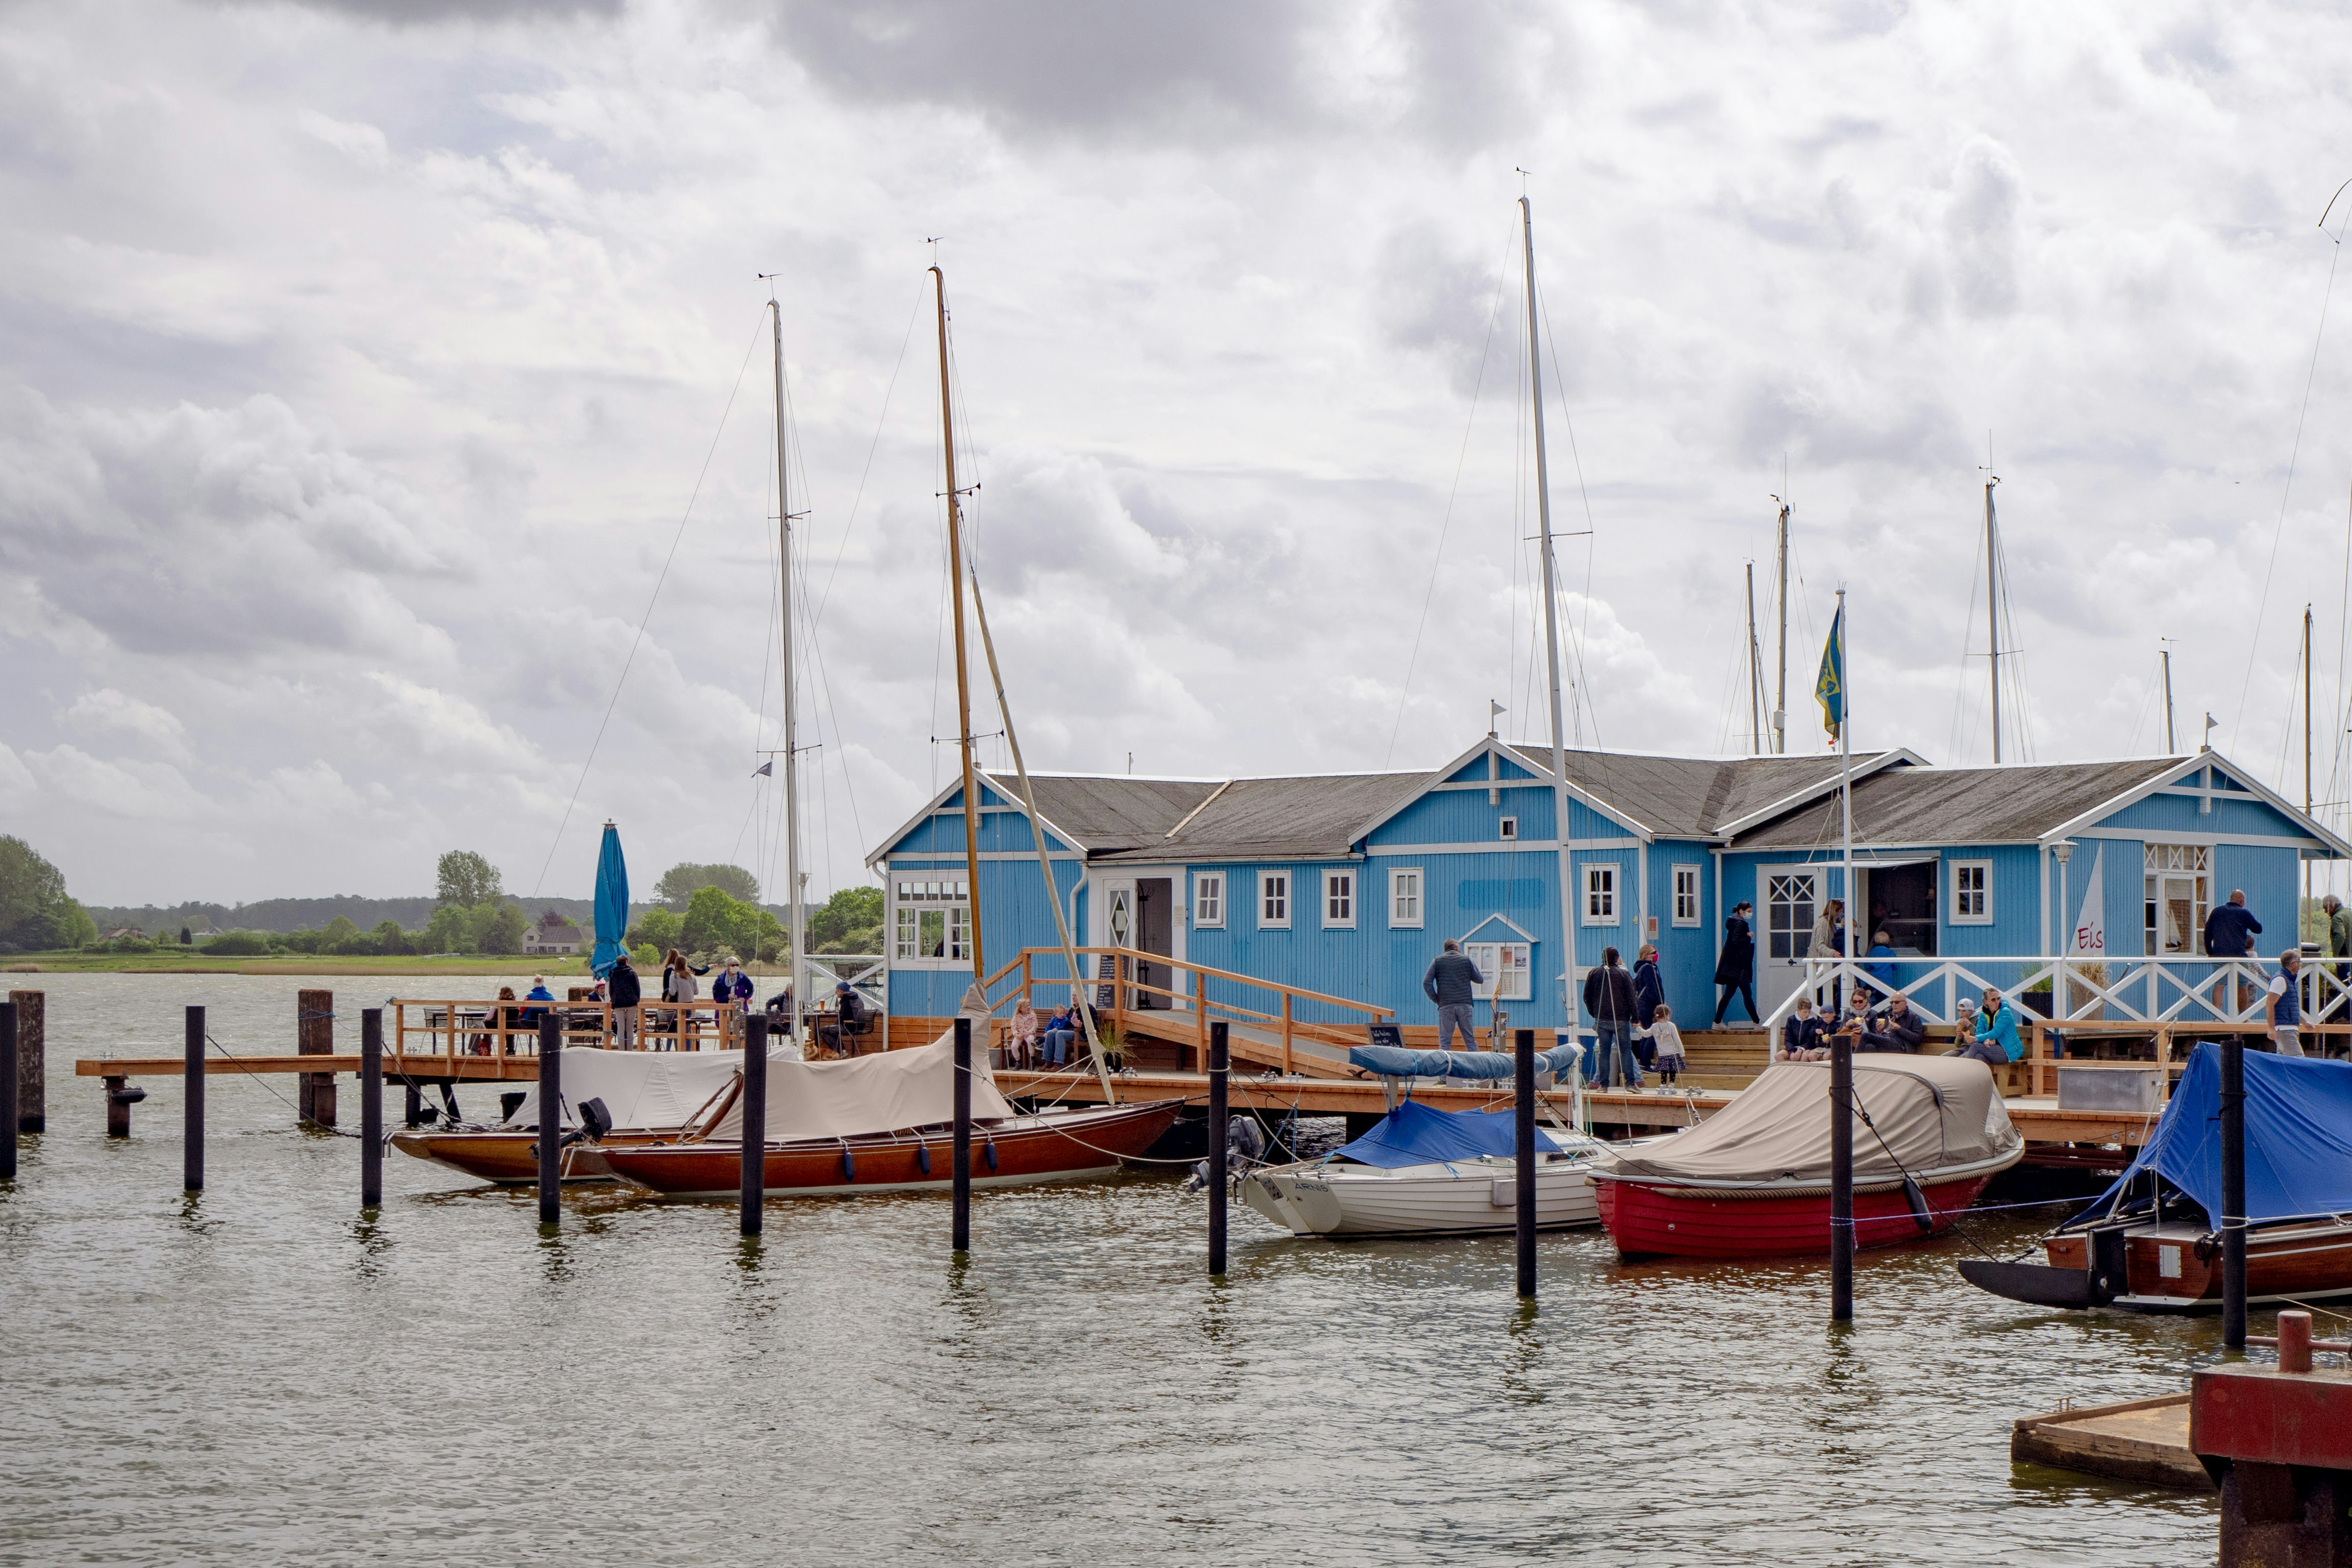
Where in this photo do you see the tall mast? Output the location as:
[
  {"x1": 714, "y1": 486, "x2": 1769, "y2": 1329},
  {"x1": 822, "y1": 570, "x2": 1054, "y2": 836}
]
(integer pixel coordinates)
[
  {"x1": 770, "y1": 298, "x2": 806, "y2": 1045},
  {"x1": 932, "y1": 266, "x2": 986, "y2": 993},
  {"x1": 1745, "y1": 562, "x2": 1765, "y2": 755},
  {"x1": 1837, "y1": 589, "x2": 1853, "y2": 1012},
  {"x1": 1984, "y1": 471, "x2": 2002, "y2": 764},
  {"x1": 1520, "y1": 197, "x2": 1576, "y2": 1031},
  {"x1": 2306, "y1": 604, "x2": 2315, "y2": 912},
  {"x1": 1773, "y1": 496, "x2": 1790, "y2": 754},
  {"x1": 2161, "y1": 644, "x2": 2177, "y2": 753}
]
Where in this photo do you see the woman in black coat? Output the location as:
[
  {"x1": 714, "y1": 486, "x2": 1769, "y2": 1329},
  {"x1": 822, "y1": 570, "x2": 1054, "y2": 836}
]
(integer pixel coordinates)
[{"x1": 1713, "y1": 901, "x2": 1759, "y2": 1024}]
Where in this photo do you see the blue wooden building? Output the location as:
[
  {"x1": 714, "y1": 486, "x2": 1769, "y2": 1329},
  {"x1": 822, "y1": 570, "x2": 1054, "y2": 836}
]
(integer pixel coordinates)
[{"x1": 867, "y1": 738, "x2": 2349, "y2": 1035}]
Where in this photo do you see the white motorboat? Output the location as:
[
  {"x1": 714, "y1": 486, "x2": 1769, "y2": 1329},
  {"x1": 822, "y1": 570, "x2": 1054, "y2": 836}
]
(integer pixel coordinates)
[{"x1": 1240, "y1": 1100, "x2": 1619, "y2": 1239}]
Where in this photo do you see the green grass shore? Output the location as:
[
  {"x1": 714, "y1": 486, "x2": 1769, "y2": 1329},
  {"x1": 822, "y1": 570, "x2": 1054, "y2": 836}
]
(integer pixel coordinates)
[{"x1": 0, "y1": 951, "x2": 601, "y2": 977}]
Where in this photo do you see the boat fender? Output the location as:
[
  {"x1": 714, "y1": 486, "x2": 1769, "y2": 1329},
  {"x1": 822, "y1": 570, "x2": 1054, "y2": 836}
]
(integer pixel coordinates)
[
  {"x1": 1902, "y1": 1175, "x2": 1931, "y2": 1233},
  {"x1": 984, "y1": 1138, "x2": 998, "y2": 1173},
  {"x1": 840, "y1": 1144, "x2": 856, "y2": 1182},
  {"x1": 916, "y1": 1142, "x2": 932, "y2": 1175},
  {"x1": 2194, "y1": 1235, "x2": 2219, "y2": 1264}
]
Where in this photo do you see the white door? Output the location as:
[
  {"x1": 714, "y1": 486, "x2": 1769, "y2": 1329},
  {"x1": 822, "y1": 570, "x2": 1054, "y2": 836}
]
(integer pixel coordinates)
[{"x1": 1757, "y1": 866, "x2": 1821, "y2": 1014}]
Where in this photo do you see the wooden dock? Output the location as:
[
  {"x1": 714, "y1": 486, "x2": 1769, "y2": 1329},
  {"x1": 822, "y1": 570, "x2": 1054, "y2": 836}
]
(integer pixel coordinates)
[
  {"x1": 78, "y1": 1054, "x2": 541, "y2": 1082},
  {"x1": 2011, "y1": 1392, "x2": 2212, "y2": 1490}
]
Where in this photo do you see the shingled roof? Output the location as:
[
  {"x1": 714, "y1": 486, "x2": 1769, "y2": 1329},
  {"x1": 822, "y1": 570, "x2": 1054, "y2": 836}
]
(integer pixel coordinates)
[
  {"x1": 1727, "y1": 758, "x2": 2180, "y2": 850},
  {"x1": 1501, "y1": 745, "x2": 1900, "y2": 837}
]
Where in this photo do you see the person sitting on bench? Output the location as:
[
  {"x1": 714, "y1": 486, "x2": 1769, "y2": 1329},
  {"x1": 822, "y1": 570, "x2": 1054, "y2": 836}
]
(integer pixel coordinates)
[{"x1": 1860, "y1": 993, "x2": 1927, "y2": 1054}]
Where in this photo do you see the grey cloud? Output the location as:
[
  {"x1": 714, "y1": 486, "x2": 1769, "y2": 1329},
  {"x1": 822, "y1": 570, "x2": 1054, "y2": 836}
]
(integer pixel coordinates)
[
  {"x1": 1946, "y1": 137, "x2": 2023, "y2": 318},
  {"x1": 244, "y1": 0, "x2": 621, "y2": 20},
  {"x1": 1374, "y1": 220, "x2": 1512, "y2": 398}
]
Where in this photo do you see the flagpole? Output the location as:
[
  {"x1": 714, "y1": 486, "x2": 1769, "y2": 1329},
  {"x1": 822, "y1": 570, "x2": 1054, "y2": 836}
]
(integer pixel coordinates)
[{"x1": 1837, "y1": 589, "x2": 1852, "y2": 1018}]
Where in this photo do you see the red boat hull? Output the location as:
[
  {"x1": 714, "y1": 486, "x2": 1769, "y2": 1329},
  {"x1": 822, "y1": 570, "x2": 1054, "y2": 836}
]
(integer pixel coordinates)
[
  {"x1": 1596, "y1": 1173, "x2": 1998, "y2": 1260},
  {"x1": 599, "y1": 1099, "x2": 1185, "y2": 1198}
]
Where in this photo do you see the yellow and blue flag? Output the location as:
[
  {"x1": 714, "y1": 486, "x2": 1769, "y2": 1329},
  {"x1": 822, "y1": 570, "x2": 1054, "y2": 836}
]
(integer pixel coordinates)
[{"x1": 1816, "y1": 605, "x2": 1845, "y2": 742}]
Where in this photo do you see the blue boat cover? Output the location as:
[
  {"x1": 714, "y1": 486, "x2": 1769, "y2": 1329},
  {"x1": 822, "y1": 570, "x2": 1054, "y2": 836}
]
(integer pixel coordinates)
[
  {"x1": 1351, "y1": 1044, "x2": 1606, "y2": 1082},
  {"x1": 2086, "y1": 1043, "x2": 2352, "y2": 1225},
  {"x1": 1332, "y1": 1099, "x2": 1569, "y2": 1168}
]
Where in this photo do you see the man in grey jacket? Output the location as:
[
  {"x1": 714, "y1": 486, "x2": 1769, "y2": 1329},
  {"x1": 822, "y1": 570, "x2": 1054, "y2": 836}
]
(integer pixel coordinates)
[{"x1": 1423, "y1": 939, "x2": 1485, "y2": 1051}]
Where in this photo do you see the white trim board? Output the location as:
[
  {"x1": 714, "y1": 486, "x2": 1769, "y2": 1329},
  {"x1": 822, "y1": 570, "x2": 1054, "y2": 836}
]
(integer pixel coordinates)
[
  {"x1": 2067, "y1": 827, "x2": 2333, "y2": 852},
  {"x1": 1365, "y1": 837, "x2": 1643, "y2": 856}
]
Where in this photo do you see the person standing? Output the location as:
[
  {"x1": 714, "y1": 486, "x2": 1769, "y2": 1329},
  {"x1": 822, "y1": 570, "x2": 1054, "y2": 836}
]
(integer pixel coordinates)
[
  {"x1": 1810, "y1": 897, "x2": 1847, "y2": 1015},
  {"x1": 2264, "y1": 947, "x2": 2306, "y2": 1057},
  {"x1": 2325, "y1": 893, "x2": 2350, "y2": 1021},
  {"x1": 2204, "y1": 889, "x2": 2263, "y2": 1015},
  {"x1": 1423, "y1": 938, "x2": 1486, "y2": 1052},
  {"x1": 1632, "y1": 942, "x2": 1664, "y2": 1071},
  {"x1": 607, "y1": 950, "x2": 642, "y2": 1050},
  {"x1": 1714, "y1": 900, "x2": 1758, "y2": 1025},
  {"x1": 713, "y1": 958, "x2": 754, "y2": 1045},
  {"x1": 1582, "y1": 945, "x2": 1643, "y2": 1089}
]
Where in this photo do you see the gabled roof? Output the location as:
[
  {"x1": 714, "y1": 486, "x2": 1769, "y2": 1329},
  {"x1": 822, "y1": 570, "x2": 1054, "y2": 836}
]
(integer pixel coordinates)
[
  {"x1": 1499, "y1": 743, "x2": 1920, "y2": 840},
  {"x1": 1093, "y1": 770, "x2": 1430, "y2": 862}
]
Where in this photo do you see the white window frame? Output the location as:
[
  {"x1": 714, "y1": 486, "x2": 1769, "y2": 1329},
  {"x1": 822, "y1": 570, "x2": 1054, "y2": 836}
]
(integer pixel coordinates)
[
  {"x1": 1193, "y1": 871, "x2": 1224, "y2": 929},
  {"x1": 1259, "y1": 870, "x2": 1291, "y2": 929},
  {"x1": 1582, "y1": 863, "x2": 1619, "y2": 926},
  {"x1": 891, "y1": 874, "x2": 972, "y2": 966},
  {"x1": 1499, "y1": 816, "x2": 1518, "y2": 841},
  {"x1": 1672, "y1": 864, "x2": 1702, "y2": 927},
  {"x1": 1950, "y1": 861, "x2": 1993, "y2": 925},
  {"x1": 1323, "y1": 868, "x2": 1356, "y2": 928},
  {"x1": 1388, "y1": 867, "x2": 1424, "y2": 929},
  {"x1": 1463, "y1": 939, "x2": 1532, "y2": 1000}
]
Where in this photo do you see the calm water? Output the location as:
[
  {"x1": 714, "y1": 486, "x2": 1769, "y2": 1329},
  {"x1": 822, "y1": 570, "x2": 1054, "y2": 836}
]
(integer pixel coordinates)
[{"x1": 1, "y1": 974, "x2": 2224, "y2": 1565}]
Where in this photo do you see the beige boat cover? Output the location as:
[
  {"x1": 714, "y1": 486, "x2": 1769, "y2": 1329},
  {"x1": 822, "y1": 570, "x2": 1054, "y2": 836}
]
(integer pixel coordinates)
[
  {"x1": 1606, "y1": 1056, "x2": 2021, "y2": 1186},
  {"x1": 703, "y1": 1026, "x2": 1016, "y2": 1143},
  {"x1": 500, "y1": 1047, "x2": 756, "y2": 1132}
]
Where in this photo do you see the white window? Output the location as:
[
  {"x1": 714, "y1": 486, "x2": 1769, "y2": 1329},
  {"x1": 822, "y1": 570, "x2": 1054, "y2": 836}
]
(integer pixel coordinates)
[
  {"x1": 1499, "y1": 816, "x2": 1518, "y2": 840},
  {"x1": 1463, "y1": 940, "x2": 1533, "y2": 1000},
  {"x1": 1672, "y1": 865, "x2": 1702, "y2": 927},
  {"x1": 2144, "y1": 843, "x2": 2211, "y2": 956},
  {"x1": 892, "y1": 876, "x2": 971, "y2": 962},
  {"x1": 1193, "y1": 871, "x2": 1224, "y2": 928},
  {"x1": 1324, "y1": 869, "x2": 1356, "y2": 928},
  {"x1": 1583, "y1": 863, "x2": 1619, "y2": 925},
  {"x1": 1389, "y1": 867, "x2": 1424, "y2": 928},
  {"x1": 1951, "y1": 861, "x2": 1992, "y2": 925},
  {"x1": 1260, "y1": 870, "x2": 1290, "y2": 928}
]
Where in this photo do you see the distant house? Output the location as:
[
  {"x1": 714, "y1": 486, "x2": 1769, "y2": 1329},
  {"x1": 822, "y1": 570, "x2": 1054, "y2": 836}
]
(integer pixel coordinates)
[
  {"x1": 102, "y1": 926, "x2": 145, "y2": 943},
  {"x1": 524, "y1": 911, "x2": 584, "y2": 956}
]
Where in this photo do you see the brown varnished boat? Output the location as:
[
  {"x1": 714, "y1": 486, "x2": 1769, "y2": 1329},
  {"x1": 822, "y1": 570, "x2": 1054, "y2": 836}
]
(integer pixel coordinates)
[
  {"x1": 599, "y1": 1098, "x2": 1185, "y2": 1199},
  {"x1": 389, "y1": 1126, "x2": 681, "y2": 1184},
  {"x1": 1961, "y1": 1214, "x2": 2352, "y2": 1313}
]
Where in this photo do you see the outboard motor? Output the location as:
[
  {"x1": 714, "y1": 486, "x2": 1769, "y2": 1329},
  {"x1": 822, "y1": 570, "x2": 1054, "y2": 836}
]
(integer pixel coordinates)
[
  {"x1": 1186, "y1": 1115, "x2": 1266, "y2": 1193},
  {"x1": 576, "y1": 1097, "x2": 612, "y2": 1142}
]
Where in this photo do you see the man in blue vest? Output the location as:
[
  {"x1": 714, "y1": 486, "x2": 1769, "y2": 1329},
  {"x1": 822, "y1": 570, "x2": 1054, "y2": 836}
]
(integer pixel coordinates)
[{"x1": 2264, "y1": 947, "x2": 2306, "y2": 1056}]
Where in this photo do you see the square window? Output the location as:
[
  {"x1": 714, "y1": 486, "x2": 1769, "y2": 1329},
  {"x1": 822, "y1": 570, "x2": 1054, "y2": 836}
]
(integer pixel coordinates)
[
  {"x1": 1951, "y1": 861, "x2": 1992, "y2": 925},
  {"x1": 1500, "y1": 817, "x2": 1518, "y2": 841},
  {"x1": 1583, "y1": 864, "x2": 1619, "y2": 925},
  {"x1": 1193, "y1": 872, "x2": 1224, "y2": 928},
  {"x1": 1389, "y1": 867, "x2": 1424, "y2": 928},
  {"x1": 1672, "y1": 865, "x2": 1702, "y2": 927},
  {"x1": 1260, "y1": 871, "x2": 1290, "y2": 928},
  {"x1": 1324, "y1": 869, "x2": 1355, "y2": 927},
  {"x1": 1463, "y1": 940, "x2": 1532, "y2": 1000}
]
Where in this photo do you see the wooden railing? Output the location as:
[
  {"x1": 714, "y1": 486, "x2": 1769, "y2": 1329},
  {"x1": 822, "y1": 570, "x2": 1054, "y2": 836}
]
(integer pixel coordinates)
[
  {"x1": 975, "y1": 945, "x2": 1393, "y2": 1075},
  {"x1": 390, "y1": 998, "x2": 742, "y2": 1066}
]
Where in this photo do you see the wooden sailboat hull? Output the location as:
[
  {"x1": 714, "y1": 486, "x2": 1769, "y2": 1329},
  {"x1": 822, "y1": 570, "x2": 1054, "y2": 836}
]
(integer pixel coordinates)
[
  {"x1": 599, "y1": 1099, "x2": 1184, "y2": 1199},
  {"x1": 1595, "y1": 1170, "x2": 2001, "y2": 1261},
  {"x1": 1960, "y1": 1220, "x2": 2352, "y2": 1313},
  {"x1": 389, "y1": 1128, "x2": 697, "y2": 1184}
]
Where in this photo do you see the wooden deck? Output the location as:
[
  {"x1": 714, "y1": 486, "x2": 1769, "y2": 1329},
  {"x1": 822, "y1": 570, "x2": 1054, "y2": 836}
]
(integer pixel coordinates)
[
  {"x1": 2011, "y1": 1392, "x2": 2211, "y2": 1490},
  {"x1": 78, "y1": 1054, "x2": 543, "y2": 1082}
]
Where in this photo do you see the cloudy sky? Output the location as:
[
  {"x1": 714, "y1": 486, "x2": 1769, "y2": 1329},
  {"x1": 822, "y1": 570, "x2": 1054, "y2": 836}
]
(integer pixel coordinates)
[{"x1": 8, "y1": 0, "x2": 2352, "y2": 909}]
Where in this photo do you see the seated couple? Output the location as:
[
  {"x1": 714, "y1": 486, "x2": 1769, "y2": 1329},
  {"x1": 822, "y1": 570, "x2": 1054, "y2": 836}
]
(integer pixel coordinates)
[
  {"x1": 1777, "y1": 993, "x2": 1928, "y2": 1061},
  {"x1": 1010, "y1": 998, "x2": 1100, "y2": 1069}
]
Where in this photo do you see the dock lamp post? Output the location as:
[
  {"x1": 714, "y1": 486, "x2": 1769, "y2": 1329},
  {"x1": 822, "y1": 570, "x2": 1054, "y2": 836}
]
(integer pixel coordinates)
[{"x1": 2053, "y1": 841, "x2": 2073, "y2": 1020}]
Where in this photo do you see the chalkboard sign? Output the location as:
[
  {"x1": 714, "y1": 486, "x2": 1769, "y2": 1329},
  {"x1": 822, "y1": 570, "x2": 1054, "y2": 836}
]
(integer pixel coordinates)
[{"x1": 1365, "y1": 1022, "x2": 1405, "y2": 1051}]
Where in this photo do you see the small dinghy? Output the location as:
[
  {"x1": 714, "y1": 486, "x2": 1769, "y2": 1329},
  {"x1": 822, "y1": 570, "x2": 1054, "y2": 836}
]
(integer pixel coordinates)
[
  {"x1": 1590, "y1": 1056, "x2": 2023, "y2": 1260},
  {"x1": 1242, "y1": 1099, "x2": 1617, "y2": 1239},
  {"x1": 1959, "y1": 1044, "x2": 2352, "y2": 1313}
]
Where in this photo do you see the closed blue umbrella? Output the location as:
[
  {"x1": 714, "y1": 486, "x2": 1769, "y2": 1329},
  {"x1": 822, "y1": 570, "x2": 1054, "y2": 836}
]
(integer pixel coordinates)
[{"x1": 592, "y1": 821, "x2": 629, "y2": 978}]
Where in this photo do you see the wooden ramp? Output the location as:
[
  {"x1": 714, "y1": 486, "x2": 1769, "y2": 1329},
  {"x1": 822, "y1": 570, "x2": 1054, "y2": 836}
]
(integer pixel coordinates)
[{"x1": 2011, "y1": 1393, "x2": 2211, "y2": 1490}]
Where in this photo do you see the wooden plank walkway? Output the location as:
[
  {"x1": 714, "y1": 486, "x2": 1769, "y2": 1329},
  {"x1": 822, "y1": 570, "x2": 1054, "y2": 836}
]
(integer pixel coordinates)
[
  {"x1": 77, "y1": 1054, "x2": 541, "y2": 1082},
  {"x1": 2011, "y1": 1393, "x2": 2211, "y2": 1490}
]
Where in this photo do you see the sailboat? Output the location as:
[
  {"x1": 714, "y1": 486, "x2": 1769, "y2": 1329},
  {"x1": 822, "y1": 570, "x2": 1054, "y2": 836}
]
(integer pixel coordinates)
[{"x1": 599, "y1": 268, "x2": 1181, "y2": 1199}]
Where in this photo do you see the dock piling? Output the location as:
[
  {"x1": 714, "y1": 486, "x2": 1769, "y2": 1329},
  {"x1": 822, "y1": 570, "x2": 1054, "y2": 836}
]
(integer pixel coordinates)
[
  {"x1": 536, "y1": 1014, "x2": 560, "y2": 1226},
  {"x1": 10, "y1": 989, "x2": 41, "y2": 1133},
  {"x1": 1208, "y1": 1021, "x2": 1228, "y2": 1277},
  {"x1": 183, "y1": 1006, "x2": 204, "y2": 1193},
  {"x1": 952, "y1": 1017, "x2": 971, "y2": 1254},
  {"x1": 104, "y1": 1075, "x2": 137, "y2": 1138},
  {"x1": 740, "y1": 1014, "x2": 767, "y2": 1236},
  {"x1": 297, "y1": 988, "x2": 334, "y2": 1128},
  {"x1": 0, "y1": 1000, "x2": 16, "y2": 1180},
  {"x1": 360, "y1": 1009, "x2": 383, "y2": 1208},
  {"x1": 2221, "y1": 1035, "x2": 2247, "y2": 1348},
  {"x1": 1515, "y1": 1027, "x2": 1535, "y2": 1300},
  {"x1": 404, "y1": 1084, "x2": 425, "y2": 1127},
  {"x1": 1829, "y1": 1032, "x2": 1853, "y2": 1321}
]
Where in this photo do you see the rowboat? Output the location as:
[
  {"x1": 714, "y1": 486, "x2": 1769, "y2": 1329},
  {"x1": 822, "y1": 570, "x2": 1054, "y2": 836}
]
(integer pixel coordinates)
[
  {"x1": 1959, "y1": 1043, "x2": 2352, "y2": 1313},
  {"x1": 1242, "y1": 1099, "x2": 1615, "y2": 1239},
  {"x1": 390, "y1": 1045, "x2": 752, "y2": 1185},
  {"x1": 1592, "y1": 1056, "x2": 2023, "y2": 1260}
]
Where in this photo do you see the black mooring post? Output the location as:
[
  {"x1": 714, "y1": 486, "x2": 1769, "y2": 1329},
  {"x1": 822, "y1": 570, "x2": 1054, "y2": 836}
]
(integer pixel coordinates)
[
  {"x1": 740, "y1": 1014, "x2": 768, "y2": 1236},
  {"x1": 536, "y1": 1013, "x2": 561, "y2": 1226},
  {"x1": 0, "y1": 1000, "x2": 16, "y2": 1182},
  {"x1": 1515, "y1": 1027, "x2": 1536, "y2": 1300},
  {"x1": 2221, "y1": 1036, "x2": 2247, "y2": 1348},
  {"x1": 404, "y1": 1084, "x2": 425, "y2": 1128},
  {"x1": 1209, "y1": 1021, "x2": 1230, "y2": 1277},
  {"x1": 360, "y1": 1008, "x2": 383, "y2": 1208},
  {"x1": 952, "y1": 1016, "x2": 972, "y2": 1254},
  {"x1": 184, "y1": 1005, "x2": 205, "y2": 1193},
  {"x1": 1829, "y1": 1032, "x2": 1854, "y2": 1322}
]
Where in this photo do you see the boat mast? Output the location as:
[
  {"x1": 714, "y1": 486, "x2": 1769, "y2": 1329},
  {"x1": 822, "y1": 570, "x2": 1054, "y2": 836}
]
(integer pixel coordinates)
[
  {"x1": 1773, "y1": 494, "x2": 1790, "y2": 754},
  {"x1": 1837, "y1": 587, "x2": 1852, "y2": 1012},
  {"x1": 2306, "y1": 603, "x2": 2315, "y2": 912},
  {"x1": 770, "y1": 297, "x2": 807, "y2": 1046},
  {"x1": 1984, "y1": 469, "x2": 2002, "y2": 764},
  {"x1": 1746, "y1": 561, "x2": 1765, "y2": 755},
  {"x1": 932, "y1": 266, "x2": 986, "y2": 996},
  {"x1": 2161, "y1": 644, "x2": 2177, "y2": 753},
  {"x1": 1520, "y1": 197, "x2": 1576, "y2": 1031}
]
